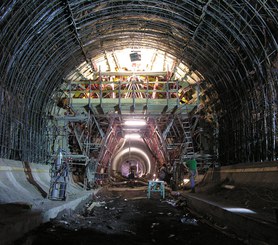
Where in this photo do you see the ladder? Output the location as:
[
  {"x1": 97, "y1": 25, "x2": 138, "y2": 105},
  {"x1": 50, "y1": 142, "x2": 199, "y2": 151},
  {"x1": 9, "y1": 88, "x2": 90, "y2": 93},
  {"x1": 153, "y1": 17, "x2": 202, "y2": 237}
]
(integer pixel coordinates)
[{"x1": 181, "y1": 115, "x2": 195, "y2": 160}]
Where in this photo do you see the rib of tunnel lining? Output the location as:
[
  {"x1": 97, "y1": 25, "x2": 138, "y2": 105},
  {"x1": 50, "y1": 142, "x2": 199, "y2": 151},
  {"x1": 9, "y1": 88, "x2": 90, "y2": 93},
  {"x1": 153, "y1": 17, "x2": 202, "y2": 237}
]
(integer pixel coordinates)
[{"x1": 0, "y1": 0, "x2": 278, "y2": 184}]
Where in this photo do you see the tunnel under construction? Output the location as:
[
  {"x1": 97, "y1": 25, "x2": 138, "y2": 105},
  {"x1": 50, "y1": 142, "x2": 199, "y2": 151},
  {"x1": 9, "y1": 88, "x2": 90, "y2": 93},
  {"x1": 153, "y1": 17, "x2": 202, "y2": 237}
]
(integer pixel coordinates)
[{"x1": 0, "y1": 0, "x2": 278, "y2": 244}]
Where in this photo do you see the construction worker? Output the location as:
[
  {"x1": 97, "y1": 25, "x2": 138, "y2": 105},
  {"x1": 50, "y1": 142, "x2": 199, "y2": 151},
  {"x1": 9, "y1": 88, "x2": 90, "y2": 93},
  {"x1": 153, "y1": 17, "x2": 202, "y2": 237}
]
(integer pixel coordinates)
[
  {"x1": 185, "y1": 158, "x2": 197, "y2": 193},
  {"x1": 128, "y1": 168, "x2": 135, "y2": 188}
]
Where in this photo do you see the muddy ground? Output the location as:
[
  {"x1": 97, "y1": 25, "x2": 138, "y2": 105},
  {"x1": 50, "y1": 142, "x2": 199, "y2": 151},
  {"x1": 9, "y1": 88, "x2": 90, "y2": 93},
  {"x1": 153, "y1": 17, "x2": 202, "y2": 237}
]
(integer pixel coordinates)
[{"x1": 15, "y1": 186, "x2": 244, "y2": 245}]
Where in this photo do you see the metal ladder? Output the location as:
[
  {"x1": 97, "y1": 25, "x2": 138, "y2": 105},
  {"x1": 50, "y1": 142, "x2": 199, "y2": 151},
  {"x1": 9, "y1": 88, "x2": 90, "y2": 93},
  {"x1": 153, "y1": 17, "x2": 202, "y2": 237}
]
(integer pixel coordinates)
[{"x1": 181, "y1": 115, "x2": 195, "y2": 160}]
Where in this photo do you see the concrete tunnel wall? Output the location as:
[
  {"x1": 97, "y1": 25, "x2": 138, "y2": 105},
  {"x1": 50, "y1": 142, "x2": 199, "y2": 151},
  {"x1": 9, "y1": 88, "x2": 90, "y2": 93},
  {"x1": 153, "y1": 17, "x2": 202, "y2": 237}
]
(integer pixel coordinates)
[
  {"x1": 0, "y1": 158, "x2": 94, "y2": 221},
  {"x1": 0, "y1": 158, "x2": 85, "y2": 205},
  {"x1": 3, "y1": 156, "x2": 277, "y2": 206},
  {"x1": 199, "y1": 161, "x2": 278, "y2": 190},
  {"x1": 0, "y1": 158, "x2": 96, "y2": 244},
  {"x1": 0, "y1": 159, "x2": 49, "y2": 204}
]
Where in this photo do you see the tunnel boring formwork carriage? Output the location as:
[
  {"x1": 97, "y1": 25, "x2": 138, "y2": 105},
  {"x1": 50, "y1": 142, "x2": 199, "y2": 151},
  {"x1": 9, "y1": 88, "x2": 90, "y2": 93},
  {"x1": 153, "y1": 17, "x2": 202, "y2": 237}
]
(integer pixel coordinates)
[{"x1": 47, "y1": 68, "x2": 206, "y2": 189}]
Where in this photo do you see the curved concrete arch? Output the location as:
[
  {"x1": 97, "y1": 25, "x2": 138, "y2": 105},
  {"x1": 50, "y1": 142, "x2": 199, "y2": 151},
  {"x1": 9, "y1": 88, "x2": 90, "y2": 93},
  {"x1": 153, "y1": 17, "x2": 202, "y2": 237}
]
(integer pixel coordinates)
[{"x1": 111, "y1": 146, "x2": 153, "y2": 177}]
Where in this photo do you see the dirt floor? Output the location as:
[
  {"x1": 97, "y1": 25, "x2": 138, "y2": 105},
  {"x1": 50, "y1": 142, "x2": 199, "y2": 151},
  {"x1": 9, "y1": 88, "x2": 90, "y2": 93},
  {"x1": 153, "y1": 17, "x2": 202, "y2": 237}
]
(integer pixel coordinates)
[{"x1": 15, "y1": 185, "x2": 245, "y2": 245}]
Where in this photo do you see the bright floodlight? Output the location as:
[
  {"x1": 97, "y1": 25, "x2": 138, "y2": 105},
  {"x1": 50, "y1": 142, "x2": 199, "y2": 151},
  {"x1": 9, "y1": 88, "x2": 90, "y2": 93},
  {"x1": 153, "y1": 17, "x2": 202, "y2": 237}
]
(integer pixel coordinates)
[
  {"x1": 124, "y1": 133, "x2": 141, "y2": 139},
  {"x1": 124, "y1": 120, "x2": 146, "y2": 126}
]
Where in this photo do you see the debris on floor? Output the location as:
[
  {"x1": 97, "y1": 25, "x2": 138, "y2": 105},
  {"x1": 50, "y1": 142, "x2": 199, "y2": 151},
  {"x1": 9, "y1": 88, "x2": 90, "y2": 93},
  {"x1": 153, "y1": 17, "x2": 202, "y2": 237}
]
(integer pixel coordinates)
[{"x1": 15, "y1": 186, "x2": 244, "y2": 245}]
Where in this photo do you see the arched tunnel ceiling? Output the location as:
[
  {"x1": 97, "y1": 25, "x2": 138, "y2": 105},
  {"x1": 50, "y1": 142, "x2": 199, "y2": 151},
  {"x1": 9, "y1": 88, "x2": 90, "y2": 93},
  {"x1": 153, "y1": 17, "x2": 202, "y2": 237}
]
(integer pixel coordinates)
[
  {"x1": 2, "y1": 1, "x2": 277, "y2": 96},
  {"x1": 0, "y1": 0, "x2": 278, "y2": 164}
]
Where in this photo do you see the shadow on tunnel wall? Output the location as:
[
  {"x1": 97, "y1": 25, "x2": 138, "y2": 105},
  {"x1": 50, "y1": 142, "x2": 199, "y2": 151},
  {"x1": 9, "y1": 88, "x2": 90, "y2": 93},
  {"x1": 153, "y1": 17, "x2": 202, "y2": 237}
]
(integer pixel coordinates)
[
  {"x1": 197, "y1": 165, "x2": 222, "y2": 192},
  {"x1": 23, "y1": 161, "x2": 48, "y2": 198}
]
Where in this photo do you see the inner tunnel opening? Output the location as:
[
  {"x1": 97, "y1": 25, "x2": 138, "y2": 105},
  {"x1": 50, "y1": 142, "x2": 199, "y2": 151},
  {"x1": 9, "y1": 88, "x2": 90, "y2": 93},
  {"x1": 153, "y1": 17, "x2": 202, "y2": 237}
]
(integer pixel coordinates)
[{"x1": 119, "y1": 159, "x2": 145, "y2": 178}]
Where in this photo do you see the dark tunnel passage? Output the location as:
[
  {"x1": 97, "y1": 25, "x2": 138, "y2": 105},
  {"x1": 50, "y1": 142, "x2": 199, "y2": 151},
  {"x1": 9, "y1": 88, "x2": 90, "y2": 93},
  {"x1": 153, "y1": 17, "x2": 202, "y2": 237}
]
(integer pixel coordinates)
[{"x1": 1, "y1": 1, "x2": 278, "y2": 243}]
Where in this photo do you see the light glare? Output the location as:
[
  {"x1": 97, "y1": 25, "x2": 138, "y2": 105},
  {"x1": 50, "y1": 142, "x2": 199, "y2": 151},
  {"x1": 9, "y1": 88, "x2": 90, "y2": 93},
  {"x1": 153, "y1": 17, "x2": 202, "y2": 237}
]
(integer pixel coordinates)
[
  {"x1": 124, "y1": 120, "x2": 146, "y2": 126},
  {"x1": 183, "y1": 178, "x2": 190, "y2": 184},
  {"x1": 124, "y1": 133, "x2": 141, "y2": 139}
]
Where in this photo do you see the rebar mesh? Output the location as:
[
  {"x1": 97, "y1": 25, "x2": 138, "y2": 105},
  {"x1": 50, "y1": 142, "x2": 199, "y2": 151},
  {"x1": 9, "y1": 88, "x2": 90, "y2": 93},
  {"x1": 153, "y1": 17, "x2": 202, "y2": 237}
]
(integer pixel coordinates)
[{"x1": 0, "y1": 0, "x2": 277, "y2": 164}]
